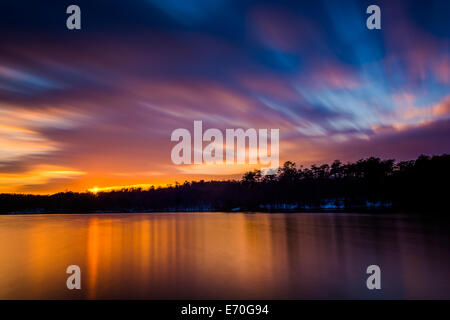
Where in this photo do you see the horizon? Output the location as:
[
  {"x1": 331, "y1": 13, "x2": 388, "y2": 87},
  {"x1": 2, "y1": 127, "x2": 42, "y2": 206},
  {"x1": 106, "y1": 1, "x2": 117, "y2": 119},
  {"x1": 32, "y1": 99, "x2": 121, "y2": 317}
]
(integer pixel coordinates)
[
  {"x1": 1, "y1": 0, "x2": 449, "y2": 194},
  {"x1": 1, "y1": 0, "x2": 450, "y2": 304},
  {"x1": 1, "y1": 152, "x2": 446, "y2": 196}
]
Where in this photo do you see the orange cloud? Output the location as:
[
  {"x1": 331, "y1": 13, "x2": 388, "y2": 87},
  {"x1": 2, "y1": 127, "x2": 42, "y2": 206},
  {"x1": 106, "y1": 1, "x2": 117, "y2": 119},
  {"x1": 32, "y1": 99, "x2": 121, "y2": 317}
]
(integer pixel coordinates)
[
  {"x1": 0, "y1": 165, "x2": 85, "y2": 193},
  {"x1": 432, "y1": 96, "x2": 450, "y2": 116},
  {"x1": 0, "y1": 105, "x2": 88, "y2": 162}
]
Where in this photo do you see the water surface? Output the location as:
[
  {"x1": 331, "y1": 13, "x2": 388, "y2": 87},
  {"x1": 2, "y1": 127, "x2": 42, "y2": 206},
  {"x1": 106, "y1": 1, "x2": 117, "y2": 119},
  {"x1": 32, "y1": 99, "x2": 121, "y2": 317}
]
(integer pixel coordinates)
[{"x1": 0, "y1": 212, "x2": 449, "y2": 299}]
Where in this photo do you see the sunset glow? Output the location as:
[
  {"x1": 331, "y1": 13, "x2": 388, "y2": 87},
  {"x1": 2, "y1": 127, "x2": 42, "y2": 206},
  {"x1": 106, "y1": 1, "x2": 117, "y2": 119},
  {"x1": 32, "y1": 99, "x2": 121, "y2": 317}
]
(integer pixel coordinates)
[{"x1": 0, "y1": 0, "x2": 449, "y2": 194}]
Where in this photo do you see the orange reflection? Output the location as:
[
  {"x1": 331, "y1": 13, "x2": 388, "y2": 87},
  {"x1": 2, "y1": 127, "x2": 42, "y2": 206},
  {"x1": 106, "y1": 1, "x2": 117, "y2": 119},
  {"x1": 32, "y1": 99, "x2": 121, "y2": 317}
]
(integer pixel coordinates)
[{"x1": 0, "y1": 213, "x2": 449, "y2": 299}]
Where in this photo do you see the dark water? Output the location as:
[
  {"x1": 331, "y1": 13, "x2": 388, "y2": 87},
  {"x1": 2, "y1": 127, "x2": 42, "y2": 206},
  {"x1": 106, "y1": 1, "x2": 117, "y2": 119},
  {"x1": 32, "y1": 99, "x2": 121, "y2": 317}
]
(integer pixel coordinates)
[{"x1": 0, "y1": 212, "x2": 449, "y2": 299}]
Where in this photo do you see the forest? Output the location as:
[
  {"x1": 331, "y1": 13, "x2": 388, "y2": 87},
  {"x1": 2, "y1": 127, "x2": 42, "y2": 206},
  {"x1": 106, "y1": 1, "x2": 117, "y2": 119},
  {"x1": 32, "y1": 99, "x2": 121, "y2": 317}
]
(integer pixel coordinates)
[{"x1": 0, "y1": 154, "x2": 449, "y2": 214}]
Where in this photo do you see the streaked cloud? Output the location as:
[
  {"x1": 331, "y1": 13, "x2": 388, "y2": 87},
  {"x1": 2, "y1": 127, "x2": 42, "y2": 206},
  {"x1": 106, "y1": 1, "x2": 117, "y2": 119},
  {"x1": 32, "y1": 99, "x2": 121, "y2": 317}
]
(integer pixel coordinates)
[
  {"x1": 0, "y1": 0, "x2": 448, "y2": 193},
  {"x1": 0, "y1": 164, "x2": 85, "y2": 193}
]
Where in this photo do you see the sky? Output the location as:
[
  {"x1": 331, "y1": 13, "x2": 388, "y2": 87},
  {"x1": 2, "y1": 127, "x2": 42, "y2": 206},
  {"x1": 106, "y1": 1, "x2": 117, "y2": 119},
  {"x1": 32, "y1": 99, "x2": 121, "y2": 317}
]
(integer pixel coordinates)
[{"x1": 0, "y1": 0, "x2": 449, "y2": 194}]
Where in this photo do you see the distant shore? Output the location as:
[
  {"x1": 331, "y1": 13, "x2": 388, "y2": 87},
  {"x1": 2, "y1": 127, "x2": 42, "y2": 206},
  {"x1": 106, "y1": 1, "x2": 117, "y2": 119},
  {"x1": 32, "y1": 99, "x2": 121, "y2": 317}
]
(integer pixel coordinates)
[
  {"x1": 0, "y1": 206, "x2": 420, "y2": 215},
  {"x1": 1, "y1": 154, "x2": 448, "y2": 216}
]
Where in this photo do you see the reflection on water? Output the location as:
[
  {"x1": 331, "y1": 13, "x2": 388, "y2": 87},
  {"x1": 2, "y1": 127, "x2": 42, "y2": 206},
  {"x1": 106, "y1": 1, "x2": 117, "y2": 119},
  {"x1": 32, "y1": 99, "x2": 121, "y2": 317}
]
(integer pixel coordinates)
[{"x1": 0, "y1": 212, "x2": 449, "y2": 299}]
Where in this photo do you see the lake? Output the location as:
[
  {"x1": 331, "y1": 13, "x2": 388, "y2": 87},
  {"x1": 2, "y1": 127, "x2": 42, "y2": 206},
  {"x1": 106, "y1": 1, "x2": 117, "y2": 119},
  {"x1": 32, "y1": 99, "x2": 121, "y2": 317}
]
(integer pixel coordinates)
[{"x1": 0, "y1": 212, "x2": 449, "y2": 299}]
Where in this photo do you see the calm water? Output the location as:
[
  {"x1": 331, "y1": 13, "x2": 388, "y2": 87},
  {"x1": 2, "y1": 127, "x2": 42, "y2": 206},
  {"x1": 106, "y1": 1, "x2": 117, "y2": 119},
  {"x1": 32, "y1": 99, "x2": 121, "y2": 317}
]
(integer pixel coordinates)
[{"x1": 0, "y1": 212, "x2": 449, "y2": 299}]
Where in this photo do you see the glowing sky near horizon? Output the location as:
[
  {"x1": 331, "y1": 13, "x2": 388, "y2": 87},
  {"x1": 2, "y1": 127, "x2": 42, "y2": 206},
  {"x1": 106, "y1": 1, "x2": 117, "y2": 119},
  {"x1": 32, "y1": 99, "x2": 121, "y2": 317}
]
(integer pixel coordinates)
[{"x1": 0, "y1": 0, "x2": 449, "y2": 194}]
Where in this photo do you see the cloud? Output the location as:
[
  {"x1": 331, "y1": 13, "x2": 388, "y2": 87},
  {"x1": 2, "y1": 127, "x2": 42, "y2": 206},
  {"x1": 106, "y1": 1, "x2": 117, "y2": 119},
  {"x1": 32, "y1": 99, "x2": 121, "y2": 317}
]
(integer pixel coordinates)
[
  {"x1": 432, "y1": 96, "x2": 450, "y2": 116},
  {"x1": 248, "y1": 5, "x2": 316, "y2": 53},
  {"x1": 147, "y1": 0, "x2": 226, "y2": 25},
  {"x1": 0, "y1": 164, "x2": 85, "y2": 193},
  {"x1": 0, "y1": 0, "x2": 448, "y2": 193},
  {"x1": 0, "y1": 66, "x2": 59, "y2": 94},
  {"x1": 0, "y1": 105, "x2": 88, "y2": 163},
  {"x1": 320, "y1": 118, "x2": 450, "y2": 163}
]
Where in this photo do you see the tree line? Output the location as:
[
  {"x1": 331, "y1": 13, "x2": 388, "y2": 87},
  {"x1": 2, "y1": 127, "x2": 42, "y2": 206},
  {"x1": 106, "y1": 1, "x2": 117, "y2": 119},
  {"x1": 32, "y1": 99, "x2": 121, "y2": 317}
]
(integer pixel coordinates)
[{"x1": 1, "y1": 154, "x2": 449, "y2": 214}]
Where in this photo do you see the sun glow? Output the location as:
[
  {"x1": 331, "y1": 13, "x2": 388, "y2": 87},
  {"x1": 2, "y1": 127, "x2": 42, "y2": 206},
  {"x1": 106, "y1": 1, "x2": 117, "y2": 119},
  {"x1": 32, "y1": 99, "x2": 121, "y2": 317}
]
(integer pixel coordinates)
[
  {"x1": 91, "y1": 187, "x2": 99, "y2": 194},
  {"x1": 87, "y1": 184, "x2": 159, "y2": 193}
]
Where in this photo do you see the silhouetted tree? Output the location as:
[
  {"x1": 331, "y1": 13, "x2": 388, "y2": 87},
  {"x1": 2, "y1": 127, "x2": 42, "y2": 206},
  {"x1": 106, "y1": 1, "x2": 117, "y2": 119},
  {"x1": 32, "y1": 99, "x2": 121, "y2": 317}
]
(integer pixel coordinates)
[{"x1": 1, "y1": 154, "x2": 449, "y2": 214}]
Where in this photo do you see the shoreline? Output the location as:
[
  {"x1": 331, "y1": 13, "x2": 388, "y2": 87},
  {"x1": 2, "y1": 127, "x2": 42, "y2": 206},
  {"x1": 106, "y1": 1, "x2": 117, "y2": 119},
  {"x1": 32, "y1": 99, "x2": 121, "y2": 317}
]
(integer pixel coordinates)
[{"x1": 0, "y1": 207, "x2": 438, "y2": 216}]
